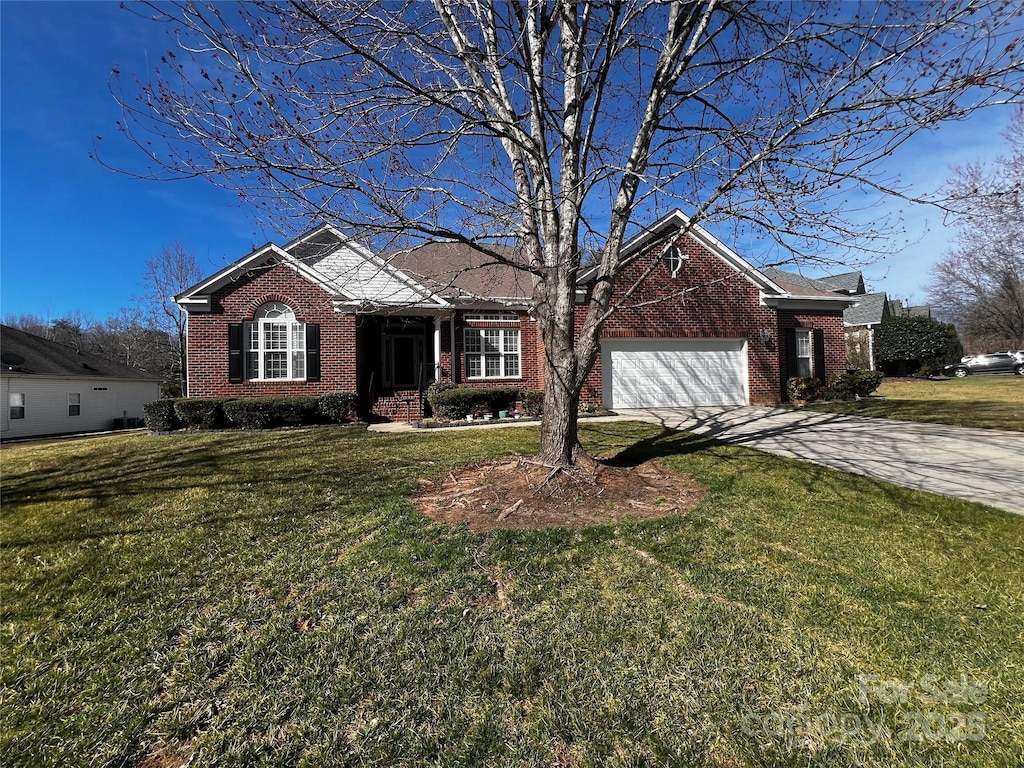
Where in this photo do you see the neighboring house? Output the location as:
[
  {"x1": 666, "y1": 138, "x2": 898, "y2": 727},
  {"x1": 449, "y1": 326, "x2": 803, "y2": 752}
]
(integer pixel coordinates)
[
  {"x1": 175, "y1": 210, "x2": 856, "y2": 419},
  {"x1": 763, "y1": 267, "x2": 891, "y2": 370},
  {"x1": 1, "y1": 325, "x2": 162, "y2": 439},
  {"x1": 887, "y1": 299, "x2": 932, "y2": 319}
]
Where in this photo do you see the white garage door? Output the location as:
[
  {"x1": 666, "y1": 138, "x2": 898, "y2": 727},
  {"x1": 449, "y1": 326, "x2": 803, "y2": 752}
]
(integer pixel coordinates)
[{"x1": 602, "y1": 338, "x2": 748, "y2": 408}]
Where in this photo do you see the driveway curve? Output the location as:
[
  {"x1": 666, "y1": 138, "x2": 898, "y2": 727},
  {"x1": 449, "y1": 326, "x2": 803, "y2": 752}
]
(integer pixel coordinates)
[{"x1": 618, "y1": 407, "x2": 1024, "y2": 516}]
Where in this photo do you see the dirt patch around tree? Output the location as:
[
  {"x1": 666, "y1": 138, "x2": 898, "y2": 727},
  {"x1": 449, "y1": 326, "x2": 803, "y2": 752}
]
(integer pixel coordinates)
[{"x1": 413, "y1": 456, "x2": 706, "y2": 532}]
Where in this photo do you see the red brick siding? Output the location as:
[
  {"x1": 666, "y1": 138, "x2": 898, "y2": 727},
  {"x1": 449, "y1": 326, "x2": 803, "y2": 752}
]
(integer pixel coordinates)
[
  {"x1": 577, "y1": 234, "x2": 784, "y2": 405},
  {"x1": 776, "y1": 310, "x2": 848, "y2": 398},
  {"x1": 186, "y1": 261, "x2": 357, "y2": 398},
  {"x1": 187, "y1": 237, "x2": 847, "y2": 415}
]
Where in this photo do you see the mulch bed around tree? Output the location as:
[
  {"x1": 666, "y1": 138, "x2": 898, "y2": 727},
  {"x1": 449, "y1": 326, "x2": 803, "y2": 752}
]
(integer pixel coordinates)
[{"x1": 412, "y1": 456, "x2": 706, "y2": 532}]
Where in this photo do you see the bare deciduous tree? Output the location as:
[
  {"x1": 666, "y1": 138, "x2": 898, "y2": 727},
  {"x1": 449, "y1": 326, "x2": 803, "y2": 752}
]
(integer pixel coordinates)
[
  {"x1": 3, "y1": 309, "x2": 174, "y2": 375},
  {"x1": 104, "y1": 0, "x2": 1023, "y2": 467},
  {"x1": 138, "y1": 242, "x2": 204, "y2": 394},
  {"x1": 927, "y1": 108, "x2": 1024, "y2": 351}
]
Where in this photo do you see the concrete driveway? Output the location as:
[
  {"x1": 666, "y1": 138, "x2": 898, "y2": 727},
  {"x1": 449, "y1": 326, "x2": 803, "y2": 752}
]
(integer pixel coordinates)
[{"x1": 617, "y1": 407, "x2": 1024, "y2": 515}]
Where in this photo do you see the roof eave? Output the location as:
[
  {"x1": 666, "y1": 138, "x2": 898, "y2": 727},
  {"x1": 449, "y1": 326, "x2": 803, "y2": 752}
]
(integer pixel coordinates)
[
  {"x1": 590, "y1": 209, "x2": 787, "y2": 295},
  {"x1": 761, "y1": 293, "x2": 859, "y2": 310},
  {"x1": 174, "y1": 244, "x2": 290, "y2": 306}
]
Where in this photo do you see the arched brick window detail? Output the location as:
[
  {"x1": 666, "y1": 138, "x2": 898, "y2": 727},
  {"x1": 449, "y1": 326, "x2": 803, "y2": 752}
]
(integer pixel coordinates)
[{"x1": 227, "y1": 302, "x2": 320, "y2": 383}]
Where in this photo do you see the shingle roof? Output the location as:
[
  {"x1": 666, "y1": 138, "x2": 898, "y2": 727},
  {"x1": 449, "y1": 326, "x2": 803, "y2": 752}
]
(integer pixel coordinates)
[
  {"x1": 761, "y1": 268, "x2": 849, "y2": 298},
  {"x1": 761, "y1": 267, "x2": 823, "y2": 292},
  {"x1": 815, "y1": 271, "x2": 865, "y2": 295},
  {"x1": 387, "y1": 242, "x2": 534, "y2": 302},
  {"x1": 763, "y1": 267, "x2": 868, "y2": 296},
  {"x1": 770, "y1": 277, "x2": 849, "y2": 298},
  {"x1": 844, "y1": 292, "x2": 890, "y2": 326},
  {"x1": 0, "y1": 325, "x2": 160, "y2": 379}
]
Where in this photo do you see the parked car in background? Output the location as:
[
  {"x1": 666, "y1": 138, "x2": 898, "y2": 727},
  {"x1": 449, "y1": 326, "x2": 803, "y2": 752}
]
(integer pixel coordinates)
[{"x1": 943, "y1": 351, "x2": 1024, "y2": 377}]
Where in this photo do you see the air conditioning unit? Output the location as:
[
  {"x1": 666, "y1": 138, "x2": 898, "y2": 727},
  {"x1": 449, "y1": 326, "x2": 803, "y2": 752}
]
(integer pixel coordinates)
[{"x1": 112, "y1": 417, "x2": 139, "y2": 429}]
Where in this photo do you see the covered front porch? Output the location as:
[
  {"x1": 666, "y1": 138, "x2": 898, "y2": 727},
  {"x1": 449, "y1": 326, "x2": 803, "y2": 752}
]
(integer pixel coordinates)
[{"x1": 356, "y1": 312, "x2": 453, "y2": 420}]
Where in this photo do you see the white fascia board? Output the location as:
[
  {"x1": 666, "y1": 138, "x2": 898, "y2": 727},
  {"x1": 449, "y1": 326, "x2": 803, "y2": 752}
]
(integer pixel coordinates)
[
  {"x1": 173, "y1": 243, "x2": 291, "y2": 306},
  {"x1": 584, "y1": 209, "x2": 787, "y2": 295},
  {"x1": 761, "y1": 293, "x2": 858, "y2": 311},
  {"x1": 176, "y1": 296, "x2": 212, "y2": 312},
  {"x1": 333, "y1": 300, "x2": 452, "y2": 313}
]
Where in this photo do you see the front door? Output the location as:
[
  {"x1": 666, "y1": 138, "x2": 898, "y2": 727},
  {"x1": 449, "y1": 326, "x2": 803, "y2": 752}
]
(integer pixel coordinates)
[{"x1": 385, "y1": 334, "x2": 425, "y2": 389}]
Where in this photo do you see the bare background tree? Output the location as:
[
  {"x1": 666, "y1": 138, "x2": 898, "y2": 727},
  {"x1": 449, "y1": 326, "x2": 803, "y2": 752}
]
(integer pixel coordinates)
[
  {"x1": 103, "y1": 0, "x2": 1023, "y2": 467},
  {"x1": 927, "y1": 108, "x2": 1024, "y2": 352},
  {"x1": 3, "y1": 242, "x2": 200, "y2": 394},
  {"x1": 138, "y1": 242, "x2": 204, "y2": 395}
]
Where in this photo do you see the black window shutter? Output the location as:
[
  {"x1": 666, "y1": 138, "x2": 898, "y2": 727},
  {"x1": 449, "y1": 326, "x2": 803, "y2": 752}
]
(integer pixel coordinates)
[
  {"x1": 228, "y1": 323, "x2": 243, "y2": 383},
  {"x1": 784, "y1": 327, "x2": 798, "y2": 380},
  {"x1": 813, "y1": 328, "x2": 826, "y2": 383},
  {"x1": 305, "y1": 323, "x2": 321, "y2": 382}
]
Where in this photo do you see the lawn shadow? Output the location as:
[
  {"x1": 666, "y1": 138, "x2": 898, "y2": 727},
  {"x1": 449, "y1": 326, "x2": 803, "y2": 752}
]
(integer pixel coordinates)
[{"x1": 596, "y1": 425, "x2": 719, "y2": 467}]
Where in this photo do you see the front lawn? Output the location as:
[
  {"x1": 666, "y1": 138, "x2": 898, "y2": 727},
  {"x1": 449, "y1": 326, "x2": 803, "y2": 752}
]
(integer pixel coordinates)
[
  {"x1": 807, "y1": 375, "x2": 1024, "y2": 431},
  {"x1": 2, "y1": 425, "x2": 1022, "y2": 767}
]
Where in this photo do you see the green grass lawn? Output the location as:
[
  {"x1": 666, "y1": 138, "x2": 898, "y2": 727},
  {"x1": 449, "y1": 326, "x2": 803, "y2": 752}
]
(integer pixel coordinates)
[
  {"x1": 2, "y1": 424, "x2": 1022, "y2": 767},
  {"x1": 807, "y1": 376, "x2": 1024, "y2": 431}
]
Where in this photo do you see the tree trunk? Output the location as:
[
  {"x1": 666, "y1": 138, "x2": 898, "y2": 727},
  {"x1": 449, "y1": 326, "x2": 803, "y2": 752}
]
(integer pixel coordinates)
[
  {"x1": 538, "y1": 353, "x2": 582, "y2": 467},
  {"x1": 534, "y1": 269, "x2": 605, "y2": 468},
  {"x1": 535, "y1": 267, "x2": 586, "y2": 467}
]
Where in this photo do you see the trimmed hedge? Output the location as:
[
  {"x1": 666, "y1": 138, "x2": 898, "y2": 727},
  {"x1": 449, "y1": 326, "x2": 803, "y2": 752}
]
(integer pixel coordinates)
[
  {"x1": 147, "y1": 392, "x2": 361, "y2": 432},
  {"x1": 222, "y1": 398, "x2": 279, "y2": 430},
  {"x1": 788, "y1": 370, "x2": 884, "y2": 404},
  {"x1": 522, "y1": 389, "x2": 544, "y2": 417},
  {"x1": 828, "y1": 369, "x2": 884, "y2": 399},
  {"x1": 318, "y1": 391, "x2": 359, "y2": 423},
  {"x1": 276, "y1": 396, "x2": 320, "y2": 426},
  {"x1": 427, "y1": 385, "x2": 520, "y2": 420},
  {"x1": 143, "y1": 399, "x2": 178, "y2": 432},
  {"x1": 174, "y1": 398, "x2": 230, "y2": 430}
]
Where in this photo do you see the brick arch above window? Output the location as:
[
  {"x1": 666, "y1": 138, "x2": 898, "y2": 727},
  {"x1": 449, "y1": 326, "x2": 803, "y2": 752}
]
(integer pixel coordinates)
[
  {"x1": 229, "y1": 300, "x2": 321, "y2": 384},
  {"x1": 244, "y1": 293, "x2": 305, "y2": 321}
]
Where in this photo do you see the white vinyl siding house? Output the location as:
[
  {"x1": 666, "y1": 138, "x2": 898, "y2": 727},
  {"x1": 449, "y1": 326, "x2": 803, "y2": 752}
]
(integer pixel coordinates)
[
  {"x1": 1, "y1": 325, "x2": 162, "y2": 440},
  {"x1": 0, "y1": 376, "x2": 159, "y2": 439}
]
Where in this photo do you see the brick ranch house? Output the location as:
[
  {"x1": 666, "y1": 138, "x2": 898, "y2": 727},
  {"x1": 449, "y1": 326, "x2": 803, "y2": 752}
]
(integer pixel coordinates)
[{"x1": 175, "y1": 210, "x2": 856, "y2": 420}]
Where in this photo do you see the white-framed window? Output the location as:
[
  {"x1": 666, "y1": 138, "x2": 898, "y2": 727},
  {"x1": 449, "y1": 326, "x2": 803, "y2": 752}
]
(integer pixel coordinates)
[
  {"x1": 662, "y1": 243, "x2": 682, "y2": 275},
  {"x1": 68, "y1": 393, "x2": 81, "y2": 417},
  {"x1": 464, "y1": 327, "x2": 520, "y2": 379},
  {"x1": 245, "y1": 302, "x2": 306, "y2": 380},
  {"x1": 9, "y1": 393, "x2": 25, "y2": 420},
  {"x1": 794, "y1": 329, "x2": 812, "y2": 377},
  {"x1": 464, "y1": 313, "x2": 519, "y2": 323}
]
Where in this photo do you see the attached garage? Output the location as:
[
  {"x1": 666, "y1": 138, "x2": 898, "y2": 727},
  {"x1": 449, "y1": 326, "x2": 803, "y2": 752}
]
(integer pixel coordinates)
[{"x1": 601, "y1": 338, "x2": 748, "y2": 408}]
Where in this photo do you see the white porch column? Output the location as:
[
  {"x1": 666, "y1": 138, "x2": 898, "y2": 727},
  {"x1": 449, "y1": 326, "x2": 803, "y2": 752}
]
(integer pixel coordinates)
[{"x1": 433, "y1": 316, "x2": 442, "y2": 382}]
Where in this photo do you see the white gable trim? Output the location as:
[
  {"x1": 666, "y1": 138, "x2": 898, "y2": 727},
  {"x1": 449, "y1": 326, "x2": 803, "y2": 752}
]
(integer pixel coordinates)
[
  {"x1": 175, "y1": 225, "x2": 450, "y2": 313},
  {"x1": 174, "y1": 244, "x2": 298, "y2": 312},
  {"x1": 621, "y1": 209, "x2": 785, "y2": 294},
  {"x1": 283, "y1": 223, "x2": 446, "y2": 306}
]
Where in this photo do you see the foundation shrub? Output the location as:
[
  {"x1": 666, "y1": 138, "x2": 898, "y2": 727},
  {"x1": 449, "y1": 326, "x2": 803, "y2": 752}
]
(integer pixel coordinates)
[
  {"x1": 143, "y1": 399, "x2": 179, "y2": 432},
  {"x1": 173, "y1": 398, "x2": 230, "y2": 430}
]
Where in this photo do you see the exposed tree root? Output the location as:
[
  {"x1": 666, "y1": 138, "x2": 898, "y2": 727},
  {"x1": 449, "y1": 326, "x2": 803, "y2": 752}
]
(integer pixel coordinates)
[{"x1": 413, "y1": 455, "x2": 706, "y2": 532}]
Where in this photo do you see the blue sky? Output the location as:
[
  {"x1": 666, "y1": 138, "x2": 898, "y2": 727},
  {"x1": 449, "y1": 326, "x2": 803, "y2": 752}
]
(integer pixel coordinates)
[{"x1": 0, "y1": 1, "x2": 1016, "y2": 322}]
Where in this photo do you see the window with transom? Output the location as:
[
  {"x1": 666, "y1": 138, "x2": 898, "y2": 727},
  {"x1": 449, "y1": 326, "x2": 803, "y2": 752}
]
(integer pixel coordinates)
[
  {"x1": 245, "y1": 302, "x2": 306, "y2": 380},
  {"x1": 464, "y1": 327, "x2": 520, "y2": 379}
]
